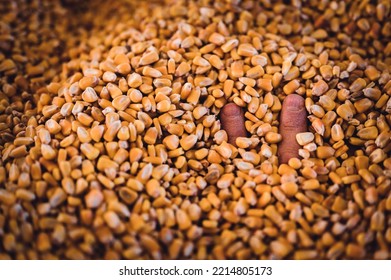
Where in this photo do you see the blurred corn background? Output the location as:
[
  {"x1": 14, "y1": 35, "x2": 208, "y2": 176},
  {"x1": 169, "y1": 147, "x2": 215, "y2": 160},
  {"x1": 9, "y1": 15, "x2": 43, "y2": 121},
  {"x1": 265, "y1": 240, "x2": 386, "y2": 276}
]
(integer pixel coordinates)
[{"x1": 0, "y1": 0, "x2": 391, "y2": 260}]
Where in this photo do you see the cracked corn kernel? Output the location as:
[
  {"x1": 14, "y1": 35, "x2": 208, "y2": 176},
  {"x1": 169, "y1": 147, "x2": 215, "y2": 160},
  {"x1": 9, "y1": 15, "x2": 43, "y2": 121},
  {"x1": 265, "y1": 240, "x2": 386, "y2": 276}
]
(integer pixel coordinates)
[
  {"x1": 179, "y1": 134, "x2": 198, "y2": 151},
  {"x1": 296, "y1": 132, "x2": 314, "y2": 146}
]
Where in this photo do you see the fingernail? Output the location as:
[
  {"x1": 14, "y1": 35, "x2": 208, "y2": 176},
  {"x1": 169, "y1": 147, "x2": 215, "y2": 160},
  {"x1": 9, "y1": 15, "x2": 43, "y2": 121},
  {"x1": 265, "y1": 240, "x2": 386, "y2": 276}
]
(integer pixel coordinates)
[{"x1": 284, "y1": 95, "x2": 304, "y2": 111}]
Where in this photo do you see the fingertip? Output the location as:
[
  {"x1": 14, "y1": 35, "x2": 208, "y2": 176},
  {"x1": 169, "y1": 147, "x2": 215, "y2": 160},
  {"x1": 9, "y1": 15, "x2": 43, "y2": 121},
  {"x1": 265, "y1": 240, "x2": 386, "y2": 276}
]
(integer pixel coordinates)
[
  {"x1": 283, "y1": 94, "x2": 305, "y2": 111},
  {"x1": 279, "y1": 94, "x2": 307, "y2": 164},
  {"x1": 220, "y1": 103, "x2": 247, "y2": 146},
  {"x1": 281, "y1": 94, "x2": 307, "y2": 127},
  {"x1": 221, "y1": 103, "x2": 242, "y2": 117}
]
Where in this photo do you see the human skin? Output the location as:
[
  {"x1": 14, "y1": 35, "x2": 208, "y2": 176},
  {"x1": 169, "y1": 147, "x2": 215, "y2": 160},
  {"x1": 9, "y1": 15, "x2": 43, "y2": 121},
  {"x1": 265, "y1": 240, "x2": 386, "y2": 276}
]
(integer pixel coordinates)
[{"x1": 220, "y1": 94, "x2": 307, "y2": 164}]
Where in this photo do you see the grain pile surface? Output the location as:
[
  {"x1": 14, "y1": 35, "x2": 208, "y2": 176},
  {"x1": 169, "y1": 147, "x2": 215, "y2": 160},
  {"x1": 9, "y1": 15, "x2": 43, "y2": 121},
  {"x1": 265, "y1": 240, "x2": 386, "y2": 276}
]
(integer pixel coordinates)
[{"x1": 0, "y1": 0, "x2": 391, "y2": 260}]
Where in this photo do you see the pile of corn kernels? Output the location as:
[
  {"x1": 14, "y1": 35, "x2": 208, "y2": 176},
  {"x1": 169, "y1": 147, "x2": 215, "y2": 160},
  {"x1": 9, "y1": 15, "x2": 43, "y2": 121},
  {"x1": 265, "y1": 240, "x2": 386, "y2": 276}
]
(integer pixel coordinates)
[{"x1": 0, "y1": 0, "x2": 390, "y2": 259}]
